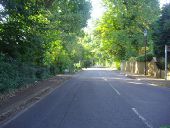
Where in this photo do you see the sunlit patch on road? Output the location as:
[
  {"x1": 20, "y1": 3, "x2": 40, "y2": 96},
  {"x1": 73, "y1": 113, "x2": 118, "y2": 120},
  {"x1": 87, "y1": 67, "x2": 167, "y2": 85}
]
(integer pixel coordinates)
[
  {"x1": 128, "y1": 82, "x2": 144, "y2": 85},
  {"x1": 82, "y1": 68, "x2": 113, "y2": 71}
]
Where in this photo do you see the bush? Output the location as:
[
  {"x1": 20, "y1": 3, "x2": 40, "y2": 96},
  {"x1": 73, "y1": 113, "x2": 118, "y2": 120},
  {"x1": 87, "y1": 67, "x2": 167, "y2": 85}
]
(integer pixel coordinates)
[
  {"x1": 35, "y1": 67, "x2": 50, "y2": 79},
  {"x1": 115, "y1": 61, "x2": 121, "y2": 70},
  {"x1": 83, "y1": 60, "x2": 92, "y2": 68},
  {"x1": 0, "y1": 54, "x2": 52, "y2": 93},
  {"x1": 74, "y1": 62, "x2": 82, "y2": 72},
  {"x1": 136, "y1": 53, "x2": 154, "y2": 62},
  {"x1": 49, "y1": 65, "x2": 59, "y2": 75}
]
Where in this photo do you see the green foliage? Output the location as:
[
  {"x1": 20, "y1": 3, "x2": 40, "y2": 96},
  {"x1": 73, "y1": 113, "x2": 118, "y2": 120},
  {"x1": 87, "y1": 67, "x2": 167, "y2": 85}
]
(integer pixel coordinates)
[
  {"x1": 0, "y1": 0, "x2": 91, "y2": 93},
  {"x1": 152, "y1": 4, "x2": 170, "y2": 69},
  {"x1": 135, "y1": 52, "x2": 154, "y2": 62},
  {"x1": 115, "y1": 61, "x2": 121, "y2": 70},
  {"x1": 83, "y1": 60, "x2": 92, "y2": 68},
  {"x1": 152, "y1": 4, "x2": 170, "y2": 58},
  {"x1": 0, "y1": 54, "x2": 50, "y2": 93},
  {"x1": 74, "y1": 62, "x2": 82, "y2": 71},
  {"x1": 94, "y1": 0, "x2": 160, "y2": 62}
]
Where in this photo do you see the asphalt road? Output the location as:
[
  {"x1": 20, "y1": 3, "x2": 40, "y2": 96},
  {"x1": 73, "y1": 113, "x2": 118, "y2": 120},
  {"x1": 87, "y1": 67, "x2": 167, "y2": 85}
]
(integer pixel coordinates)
[{"x1": 1, "y1": 68, "x2": 170, "y2": 128}]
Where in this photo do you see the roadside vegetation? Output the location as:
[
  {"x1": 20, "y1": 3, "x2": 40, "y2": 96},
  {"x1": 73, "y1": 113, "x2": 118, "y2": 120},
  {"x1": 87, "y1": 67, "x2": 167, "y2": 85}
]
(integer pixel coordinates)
[
  {"x1": 0, "y1": 0, "x2": 92, "y2": 93},
  {"x1": 0, "y1": 0, "x2": 170, "y2": 93},
  {"x1": 92, "y1": 0, "x2": 170, "y2": 70}
]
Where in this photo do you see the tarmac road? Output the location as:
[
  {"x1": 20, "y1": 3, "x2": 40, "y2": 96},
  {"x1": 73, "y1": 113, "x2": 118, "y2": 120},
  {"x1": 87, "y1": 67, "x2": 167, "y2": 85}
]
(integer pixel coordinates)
[{"x1": 1, "y1": 68, "x2": 170, "y2": 128}]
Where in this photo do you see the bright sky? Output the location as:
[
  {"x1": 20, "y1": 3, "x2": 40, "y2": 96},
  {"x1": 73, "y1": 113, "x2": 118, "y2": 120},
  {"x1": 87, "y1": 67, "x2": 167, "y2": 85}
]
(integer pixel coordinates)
[
  {"x1": 160, "y1": 0, "x2": 170, "y2": 7},
  {"x1": 89, "y1": 0, "x2": 170, "y2": 18},
  {"x1": 85, "y1": 0, "x2": 170, "y2": 31},
  {"x1": 84, "y1": 0, "x2": 105, "y2": 33},
  {"x1": 90, "y1": 0, "x2": 105, "y2": 20}
]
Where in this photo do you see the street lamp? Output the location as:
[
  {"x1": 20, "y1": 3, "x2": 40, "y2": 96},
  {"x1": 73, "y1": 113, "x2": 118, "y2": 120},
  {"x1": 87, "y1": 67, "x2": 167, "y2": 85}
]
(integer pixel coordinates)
[{"x1": 144, "y1": 29, "x2": 147, "y2": 76}]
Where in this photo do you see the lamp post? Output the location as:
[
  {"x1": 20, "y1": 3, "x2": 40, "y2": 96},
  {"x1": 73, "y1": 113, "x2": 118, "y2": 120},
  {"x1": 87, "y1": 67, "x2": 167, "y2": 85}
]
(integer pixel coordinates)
[
  {"x1": 144, "y1": 29, "x2": 147, "y2": 76},
  {"x1": 165, "y1": 45, "x2": 167, "y2": 80}
]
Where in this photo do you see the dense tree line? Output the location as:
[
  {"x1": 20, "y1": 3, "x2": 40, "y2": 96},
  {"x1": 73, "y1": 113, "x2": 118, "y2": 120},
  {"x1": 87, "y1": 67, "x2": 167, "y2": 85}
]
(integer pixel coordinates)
[
  {"x1": 94, "y1": 0, "x2": 161, "y2": 68},
  {"x1": 152, "y1": 4, "x2": 170, "y2": 69},
  {"x1": 0, "y1": 0, "x2": 91, "y2": 92},
  {"x1": 1, "y1": 0, "x2": 169, "y2": 92}
]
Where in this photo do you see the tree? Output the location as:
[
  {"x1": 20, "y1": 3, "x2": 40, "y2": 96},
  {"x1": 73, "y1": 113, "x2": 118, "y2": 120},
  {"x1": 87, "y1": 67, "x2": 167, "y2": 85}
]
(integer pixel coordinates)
[
  {"x1": 95, "y1": 0, "x2": 160, "y2": 63},
  {"x1": 0, "y1": 0, "x2": 92, "y2": 92},
  {"x1": 0, "y1": 0, "x2": 91, "y2": 68},
  {"x1": 152, "y1": 3, "x2": 170, "y2": 69},
  {"x1": 153, "y1": 3, "x2": 170, "y2": 58}
]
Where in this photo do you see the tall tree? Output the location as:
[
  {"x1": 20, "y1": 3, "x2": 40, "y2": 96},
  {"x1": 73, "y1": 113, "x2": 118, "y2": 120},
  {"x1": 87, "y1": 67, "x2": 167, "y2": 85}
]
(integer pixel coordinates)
[
  {"x1": 0, "y1": 0, "x2": 91, "y2": 69},
  {"x1": 153, "y1": 3, "x2": 170, "y2": 58},
  {"x1": 95, "y1": 0, "x2": 160, "y2": 62}
]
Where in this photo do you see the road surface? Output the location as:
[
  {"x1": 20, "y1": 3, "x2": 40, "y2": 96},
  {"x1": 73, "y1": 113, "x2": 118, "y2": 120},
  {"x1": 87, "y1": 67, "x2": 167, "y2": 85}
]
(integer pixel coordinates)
[{"x1": 1, "y1": 68, "x2": 170, "y2": 128}]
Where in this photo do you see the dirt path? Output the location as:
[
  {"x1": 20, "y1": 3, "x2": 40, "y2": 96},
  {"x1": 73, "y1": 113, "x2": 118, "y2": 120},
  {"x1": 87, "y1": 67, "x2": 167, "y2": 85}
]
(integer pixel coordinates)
[{"x1": 0, "y1": 74, "x2": 72, "y2": 124}]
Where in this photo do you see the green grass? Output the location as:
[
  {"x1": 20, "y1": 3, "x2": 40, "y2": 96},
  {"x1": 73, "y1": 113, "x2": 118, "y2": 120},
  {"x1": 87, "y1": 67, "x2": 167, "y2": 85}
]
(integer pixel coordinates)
[{"x1": 160, "y1": 125, "x2": 170, "y2": 128}]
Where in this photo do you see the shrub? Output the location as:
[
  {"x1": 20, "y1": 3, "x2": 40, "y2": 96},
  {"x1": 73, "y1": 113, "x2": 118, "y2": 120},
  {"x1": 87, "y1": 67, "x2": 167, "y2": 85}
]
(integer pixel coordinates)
[
  {"x1": 0, "y1": 54, "x2": 51, "y2": 93},
  {"x1": 136, "y1": 53, "x2": 154, "y2": 62},
  {"x1": 115, "y1": 61, "x2": 121, "y2": 70},
  {"x1": 83, "y1": 60, "x2": 92, "y2": 68},
  {"x1": 74, "y1": 62, "x2": 82, "y2": 71},
  {"x1": 49, "y1": 65, "x2": 59, "y2": 75}
]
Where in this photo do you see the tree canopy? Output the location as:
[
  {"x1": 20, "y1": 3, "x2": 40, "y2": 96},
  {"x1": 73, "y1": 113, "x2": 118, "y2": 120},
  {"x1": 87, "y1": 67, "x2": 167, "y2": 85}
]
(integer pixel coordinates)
[
  {"x1": 0, "y1": 0, "x2": 92, "y2": 92},
  {"x1": 0, "y1": 0, "x2": 91, "y2": 68},
  {"x1": 153, "y1": 3, "x2": 170, "y2": 57},
  {"x1": 94, "y1": 0, "x2": 160, "y2": 63},
  {"x1": 0, "y1": 0, "x2": 169, "y2": 93}
]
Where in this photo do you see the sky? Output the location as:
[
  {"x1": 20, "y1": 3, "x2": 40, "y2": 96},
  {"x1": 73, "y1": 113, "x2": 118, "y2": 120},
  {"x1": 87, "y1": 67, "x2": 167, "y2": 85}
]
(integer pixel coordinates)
[
  {"x1": 90, "y1": 0, "x2": 170, "y2": 19},
  {"x1": 90, "y1": 0, "x2": 105, "y2": 20},
  {"x1": 85, "y1": 0, "x2": 170, "y2": 31},
  {"x1": 160, "y1": 0, "x2": 170, "y2": 7}
]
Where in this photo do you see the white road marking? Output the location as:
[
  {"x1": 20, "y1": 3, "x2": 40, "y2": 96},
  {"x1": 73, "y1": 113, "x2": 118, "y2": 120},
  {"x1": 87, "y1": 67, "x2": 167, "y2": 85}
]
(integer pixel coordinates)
[
  {"x1": 148, "y1": 83, "x2": 158, "y2": 86},
  {"x1": 132, "y1": 108, "x2": 153, "y2": 128},
  {"x1": 102, "y1": 77, "x2": 121, "y2": 95},
  {"x1": 109, "y1": 84, "x2": 121, "y2": 95},
  {"x1": 103, "y1": 77, "x2": 108, "y2": 81},
  {"x1": 128, "y1": 82, "x2": 144, "y2": 85}
]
